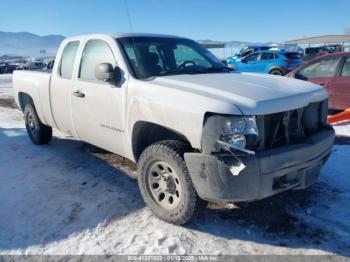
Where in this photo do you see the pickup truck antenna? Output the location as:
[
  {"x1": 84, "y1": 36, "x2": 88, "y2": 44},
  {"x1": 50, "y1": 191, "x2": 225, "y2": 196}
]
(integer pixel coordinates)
[
  {"x1": 124, "y1": 0, "x2": 138, "y2": 73},
  {"x1": 124, "y1": 0, "x2": 134, "y2": 33}
]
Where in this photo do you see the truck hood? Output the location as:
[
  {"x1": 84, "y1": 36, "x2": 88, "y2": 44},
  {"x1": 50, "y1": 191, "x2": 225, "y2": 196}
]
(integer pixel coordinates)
[{"x1": 151, "y1": 72, "x2": 328, "y2": 115}]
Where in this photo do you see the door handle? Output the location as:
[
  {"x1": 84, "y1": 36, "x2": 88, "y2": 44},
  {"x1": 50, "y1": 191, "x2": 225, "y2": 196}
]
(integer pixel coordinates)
[
  {"x1": 73, "y1": 90, "x2": 85, "y2": 98},
  {"x1": 319, "y1": 83, "x2": 327, "y2": 86}
]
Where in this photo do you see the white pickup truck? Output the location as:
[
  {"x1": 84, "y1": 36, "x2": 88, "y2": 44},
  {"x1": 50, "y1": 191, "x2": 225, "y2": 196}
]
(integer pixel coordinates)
[{"x1": 13, "y1": 33, "x2": 335, "y2": 224}]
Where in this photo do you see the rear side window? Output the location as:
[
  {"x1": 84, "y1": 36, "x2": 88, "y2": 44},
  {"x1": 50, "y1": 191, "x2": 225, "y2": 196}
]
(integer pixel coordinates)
[
  {"x1": 79, "y1": 40, "x2": 116, "y2": 81},
  {"x1": 299, "y1": 57, "x2": 342, "y2": 78},
  {"x1": 260, "y1": 52, "x2": 274, "y2": 60},
  {"x1": 59, "y1": 41, "x2": 79, "y2": 79},
  {"x1": 341, "y1": 57, "x2": 350, "y2": 77},
  {"x1": 284, "y1": 52, "x2": 301, "y2": 60}
]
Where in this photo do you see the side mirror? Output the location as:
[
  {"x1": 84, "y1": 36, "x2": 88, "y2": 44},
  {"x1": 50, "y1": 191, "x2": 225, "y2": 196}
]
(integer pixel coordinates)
[
  {"x1": 241, "y1": 58, "x2": 247, "y2": 63},
  {"x1": 95, "y1": 63, "x2": 122, "y2": 85}
]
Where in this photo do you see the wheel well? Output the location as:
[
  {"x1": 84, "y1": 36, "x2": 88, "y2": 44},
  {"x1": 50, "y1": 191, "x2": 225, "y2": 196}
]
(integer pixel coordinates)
[
  {"x1": 18, "y1": 92, "x2": 34, "y2": 111},
  {"x1": 132, "y1": 121, "x2": 191, "y2": 161},
  {"x1": 269, "y1": 67, "x2": 284, "y2": 74}
]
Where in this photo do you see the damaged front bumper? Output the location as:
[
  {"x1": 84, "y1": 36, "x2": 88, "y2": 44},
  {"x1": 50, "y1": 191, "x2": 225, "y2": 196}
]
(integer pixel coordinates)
[{"x1": 184, "y1": 126, "x2": 335, "y2": 203}]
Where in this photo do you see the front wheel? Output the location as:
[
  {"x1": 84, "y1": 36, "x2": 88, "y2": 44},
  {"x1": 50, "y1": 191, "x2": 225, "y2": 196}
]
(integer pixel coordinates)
[
  {"x1": 24, "y1": 104, "x2": 52, "y2": 145},
  {"x1": 138, "y1": 140, "x2": 205, "y2": 225}
]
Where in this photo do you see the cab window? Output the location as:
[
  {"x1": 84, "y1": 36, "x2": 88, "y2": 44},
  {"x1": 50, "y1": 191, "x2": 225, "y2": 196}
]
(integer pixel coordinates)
[
  {"x1": 79, "y1": 40, "x2": 116, "y2": 81},
  {"x1": 58, "y1": 41, "x2": 79, "y2": 79}
]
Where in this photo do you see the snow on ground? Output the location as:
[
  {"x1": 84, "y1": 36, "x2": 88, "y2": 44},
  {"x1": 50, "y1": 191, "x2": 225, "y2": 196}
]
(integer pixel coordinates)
[
  {"x1": 0, "y1": 74, "x2": 13, "y2": 98},
  {"x1": 0, "y1": 74, "x2": 15, "y2": 108},
  {"x1": 0, "y1": 75, "x2": 350, "y2": 256},
  {"x1": 333, "y1": 122, "x2": 350, "y2": 140}
]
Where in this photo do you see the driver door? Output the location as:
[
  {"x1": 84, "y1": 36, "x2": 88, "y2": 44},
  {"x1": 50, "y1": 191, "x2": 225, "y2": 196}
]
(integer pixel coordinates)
[{"x1": 71, "y1": 39, "x2": 126, "y2": 156}]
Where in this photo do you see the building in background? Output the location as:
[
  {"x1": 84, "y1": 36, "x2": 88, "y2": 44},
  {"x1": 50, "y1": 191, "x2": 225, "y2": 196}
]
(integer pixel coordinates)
[{"x1": 285, "y1": 35, "x2": 350, "y2": 52}]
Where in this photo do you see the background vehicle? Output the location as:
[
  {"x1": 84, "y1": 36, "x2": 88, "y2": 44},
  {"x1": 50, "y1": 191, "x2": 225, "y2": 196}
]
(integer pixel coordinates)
[
  {"x1": 26, "y1": 61, "x2": 46, "y2": 70},
  {"x1": 13, "y1": 33, "x2": 334, "y2": 225},
  {"x1": 0, "y1": 63, "x2": 7, "y2": 74},
  {"x1": 0, "y1": 62, "x2": 16, "y2": 74},
  {"x1": 303, "y1": 44, "x2": 344, "y2": 62},
  {"x1": 288, "y1": 52, "x2": 350, "y2": 110},
  {"x1": 227, "y1": 50, "x2": 303, "y2": 75},
  {"x1": 232, "y1": 46, "x2": 271, "y2": 59}
]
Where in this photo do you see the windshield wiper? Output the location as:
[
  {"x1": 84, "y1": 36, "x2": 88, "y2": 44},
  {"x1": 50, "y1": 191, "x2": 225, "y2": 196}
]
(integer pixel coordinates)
[
  {"x1": 144, "y1": 66, "x2": 230, "y2": 80},
  {"x1": 158, "y1": 69, "x2": 205, "y2": 76},
  {"x1": 206, "y1": 66, "x2": 230, "y2": 73},
  {"x1": 158, "y1": 70, "x2": 185, "y2": 76}
]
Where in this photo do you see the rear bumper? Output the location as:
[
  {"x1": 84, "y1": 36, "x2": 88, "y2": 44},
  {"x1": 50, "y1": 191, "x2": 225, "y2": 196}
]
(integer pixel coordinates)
[{"x1": 184, "y1": 126, "x2": 335, "y2": 203}]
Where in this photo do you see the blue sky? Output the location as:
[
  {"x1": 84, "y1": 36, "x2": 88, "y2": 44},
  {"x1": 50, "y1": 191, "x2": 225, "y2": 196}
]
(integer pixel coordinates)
[{"x1": 0, "y1": 0, "x2": 349, "y2": 42}]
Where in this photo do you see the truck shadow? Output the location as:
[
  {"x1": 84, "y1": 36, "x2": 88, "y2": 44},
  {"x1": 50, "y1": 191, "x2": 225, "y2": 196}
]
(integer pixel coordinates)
[
  {"x1": 335, "y1": 135, "x2": 350, "y2": 145},
  {"x1": 0, "y1": 127, "x2": 349, "y2": 256},
  {"x1": 0, "y1": 127, "x2": 144, "y2": 251}
]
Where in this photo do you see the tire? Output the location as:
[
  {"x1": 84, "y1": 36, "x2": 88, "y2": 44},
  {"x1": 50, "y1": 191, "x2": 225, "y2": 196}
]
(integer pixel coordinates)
[
  {"x1": 269, "y1": 69, "x2": 283, "y2": 76},
  {"x1": 138, "y1": 140, "x2": 205, "y2": 225},
  {"x1": 24, "y1": 104, "x2": 52, "y2": 145}
]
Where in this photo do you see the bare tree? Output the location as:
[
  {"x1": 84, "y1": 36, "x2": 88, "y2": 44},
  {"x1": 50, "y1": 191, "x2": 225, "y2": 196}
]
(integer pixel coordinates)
[{"x1": 345, "y1": 27, "x2": 350, "y2": 35}]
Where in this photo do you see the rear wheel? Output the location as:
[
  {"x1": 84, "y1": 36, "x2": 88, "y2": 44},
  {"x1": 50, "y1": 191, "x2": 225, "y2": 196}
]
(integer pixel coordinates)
[
  {"x1": 138, "y1": 140, "x2": 205, "y2": 224},
  {"x1": 24, "y1": 104, "x2": 52, "y2": 145},
  {"x1": 269, "y1": 69, "x2": 283, "y2": 76}
]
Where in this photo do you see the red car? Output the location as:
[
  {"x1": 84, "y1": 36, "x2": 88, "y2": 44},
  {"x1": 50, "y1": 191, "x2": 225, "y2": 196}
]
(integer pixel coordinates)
[{"x1": 288, "y1": 52, "x2": 350, "y2": 110}]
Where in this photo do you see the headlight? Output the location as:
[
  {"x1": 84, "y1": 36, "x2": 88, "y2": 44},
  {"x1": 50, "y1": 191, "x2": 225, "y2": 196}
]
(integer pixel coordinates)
[
  {"x1": 222, "y1": 116, "x2": 258, "y2": 136},
  {"x1": 223, "y1": 119, "x2": 246, "y2": 134},
  {"x1": 202, "y1": 115, "x2": 258, "y2": 154},
  {"x1": 221, "y1": 116, "x2": 257, "y2": 149},
  {"x1": 226, "y1": 134, "x2": 246, "y2": 149}
]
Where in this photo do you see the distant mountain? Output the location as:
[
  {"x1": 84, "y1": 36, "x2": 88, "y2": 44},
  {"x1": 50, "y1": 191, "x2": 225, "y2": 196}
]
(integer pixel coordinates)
[
  {"x1": 198, "y1": 39, "x2": 226, "y2": 45},
  {"x1": 226, "y1": 40, "x2": 274, "y2": 48},
  {"x1": 198, "y1": 39, "x2": 275, "y2": 48},
  {"x1": 0, "y1": 31, "x2": 65, "y2": 57}
]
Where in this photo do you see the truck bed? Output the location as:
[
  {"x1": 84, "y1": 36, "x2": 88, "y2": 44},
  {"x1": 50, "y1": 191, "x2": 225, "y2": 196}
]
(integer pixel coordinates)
[{"x1": 12, "y1": 70, "x2": 54, "y2": 127}]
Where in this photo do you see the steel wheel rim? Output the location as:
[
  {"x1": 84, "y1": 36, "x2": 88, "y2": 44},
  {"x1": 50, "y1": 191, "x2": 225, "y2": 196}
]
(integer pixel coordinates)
[
  {"x1": 27, "y1": 112, "x2": 37, "y2": 137},
  {"x1": 146, "y1": 160, "x2": 182, "y2": 210}
]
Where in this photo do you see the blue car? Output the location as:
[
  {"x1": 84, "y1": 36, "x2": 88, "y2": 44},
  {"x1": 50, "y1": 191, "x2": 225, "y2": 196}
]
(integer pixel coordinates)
[
  {"x1": 230, "y1": 46, "x2": 272, "y2": 60},
  {"x1": 227, "y1": 51, "x2": 303, "y2": 75}
]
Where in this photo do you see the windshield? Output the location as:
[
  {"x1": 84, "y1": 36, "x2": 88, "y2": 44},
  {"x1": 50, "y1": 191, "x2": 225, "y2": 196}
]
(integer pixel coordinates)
[{"x1": 117, "y1": 37, "x2": 227, "y2": 79}]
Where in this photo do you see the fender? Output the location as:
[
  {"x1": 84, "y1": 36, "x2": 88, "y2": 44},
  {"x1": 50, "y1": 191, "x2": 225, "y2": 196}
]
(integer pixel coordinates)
[{"x1": 13, "y1": 70, "x2": 55, "y2": 127}]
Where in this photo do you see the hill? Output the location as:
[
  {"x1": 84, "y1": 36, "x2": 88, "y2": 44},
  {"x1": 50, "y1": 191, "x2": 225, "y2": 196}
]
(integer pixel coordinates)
[{"x1": 0, "y1": 31, "x2": 65, "y2": 57}]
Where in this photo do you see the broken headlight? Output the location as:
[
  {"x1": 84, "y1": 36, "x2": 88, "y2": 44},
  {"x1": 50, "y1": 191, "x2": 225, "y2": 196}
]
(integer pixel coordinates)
[
  {"x1": 202, "y1": 115, "x2": 258, "y2": 154},
  {"x1": 221, "y1": 116, "x2": 258, "y2": 149},
  {"x1": 222, "y1": 116, "x2": 258, "y2": 135}
]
